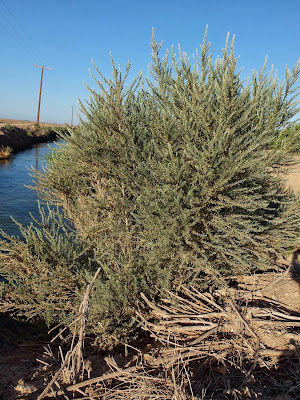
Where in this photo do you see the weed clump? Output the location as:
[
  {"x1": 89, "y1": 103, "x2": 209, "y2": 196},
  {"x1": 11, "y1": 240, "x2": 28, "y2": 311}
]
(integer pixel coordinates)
[
  {"x1": 5, "y1": 123, "x2": 16, "y2": 132},
  {"x1": 0, "y1": 145, "x2": 12, "y2": 159}
]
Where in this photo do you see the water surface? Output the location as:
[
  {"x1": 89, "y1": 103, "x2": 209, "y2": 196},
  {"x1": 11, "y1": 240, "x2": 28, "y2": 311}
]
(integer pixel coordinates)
[{"x1": 0, "y1": 142, "x2": 58, "y2": 237}]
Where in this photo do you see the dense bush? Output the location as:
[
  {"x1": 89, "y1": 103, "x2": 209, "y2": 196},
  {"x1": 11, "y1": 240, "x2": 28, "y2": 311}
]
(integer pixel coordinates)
[{"x1": 1, "y1": 30, "x2": 300, "y2": 344}]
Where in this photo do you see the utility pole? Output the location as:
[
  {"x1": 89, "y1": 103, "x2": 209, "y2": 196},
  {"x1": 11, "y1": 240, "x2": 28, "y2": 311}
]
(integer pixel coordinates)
[
  {"x1": 70, "y1": 105, "x2": 76, "y2": 126},
  {"x1": 33, "y1": 65, "x2": 52, "y2": 125}
]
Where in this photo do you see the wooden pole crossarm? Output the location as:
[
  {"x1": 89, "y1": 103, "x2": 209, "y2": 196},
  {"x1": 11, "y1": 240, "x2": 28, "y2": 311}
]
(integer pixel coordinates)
[{"x1": 33, "y1": 65, "x2": 52, "y2": 70}]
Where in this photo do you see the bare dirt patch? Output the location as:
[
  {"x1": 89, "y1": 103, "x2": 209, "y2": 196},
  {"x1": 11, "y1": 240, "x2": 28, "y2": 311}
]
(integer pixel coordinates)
[
  {"x1": 0, "y1": 315, "x2": 49, "y2": 400},
  {"x1": 0, "y1": 341, "x2": 43, "y2": 400},
  {"x1": 280, "y1": 155, "x2": 300, "y2": 193}
]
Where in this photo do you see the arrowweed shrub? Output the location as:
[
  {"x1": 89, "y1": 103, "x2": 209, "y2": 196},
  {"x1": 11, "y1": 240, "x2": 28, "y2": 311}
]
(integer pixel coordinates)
[{"x1": 1, "y1": 29, "x2": 300, "y2": 344}]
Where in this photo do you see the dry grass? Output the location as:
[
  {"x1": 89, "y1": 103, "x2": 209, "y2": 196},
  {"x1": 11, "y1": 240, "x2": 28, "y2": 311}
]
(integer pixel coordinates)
[
  {"x1": 30, "y1": 263, "x2": 300, "y2": 400},
  {"x1": 0, "y1": 145, "x2": 12, "y2": 159}
]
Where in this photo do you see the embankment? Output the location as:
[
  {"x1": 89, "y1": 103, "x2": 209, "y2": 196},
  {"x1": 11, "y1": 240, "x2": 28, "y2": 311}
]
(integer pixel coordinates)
[{"x1": 0, "y1": 124, "x2": 66, "y2": 156}]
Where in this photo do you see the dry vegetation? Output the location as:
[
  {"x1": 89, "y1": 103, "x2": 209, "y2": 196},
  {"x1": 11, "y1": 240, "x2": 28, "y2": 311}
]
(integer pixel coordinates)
[
  {"x1": 0, "y1": 145, "x2": 12, "y2": 159},
  {"x1": 3, "y1": 261, "x2": 298, "y2": 400}
]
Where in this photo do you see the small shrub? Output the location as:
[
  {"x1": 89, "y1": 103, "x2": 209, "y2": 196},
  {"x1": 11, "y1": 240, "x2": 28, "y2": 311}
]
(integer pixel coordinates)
[{"x1": 5, "y1": 123, "x2": 15, "y2": 132}]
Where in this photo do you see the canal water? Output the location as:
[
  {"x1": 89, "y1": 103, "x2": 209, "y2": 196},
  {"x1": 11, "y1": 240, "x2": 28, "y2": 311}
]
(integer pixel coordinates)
[{"x1": 0, "y1": 141, "x2": 59, "y2": 237}]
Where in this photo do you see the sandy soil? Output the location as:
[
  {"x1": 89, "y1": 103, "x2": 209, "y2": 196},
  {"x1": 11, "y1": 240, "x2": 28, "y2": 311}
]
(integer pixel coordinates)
[{"x1": 280, "y1": 155, "x2": 300, "y2": 193}]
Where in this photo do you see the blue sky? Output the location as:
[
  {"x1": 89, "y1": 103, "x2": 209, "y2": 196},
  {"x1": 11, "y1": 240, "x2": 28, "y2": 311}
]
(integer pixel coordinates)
[{"x1": 0, "y1": 0, "x2": 299, "y2": 125}]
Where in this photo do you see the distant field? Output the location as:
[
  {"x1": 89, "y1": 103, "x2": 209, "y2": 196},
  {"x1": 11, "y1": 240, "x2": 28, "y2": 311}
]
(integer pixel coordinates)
[{"x1": 0, "y1": 118, "x2": 66, "y2": 129}]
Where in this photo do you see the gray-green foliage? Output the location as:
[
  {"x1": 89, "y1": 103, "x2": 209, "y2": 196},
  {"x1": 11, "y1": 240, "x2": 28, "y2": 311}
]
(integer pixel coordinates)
[
  {"x1": 0, "y1": 204, "x2": 87, "y2": 325},
  {"x1": 2, "y1": 29, "x2": 300, "y2": 342}
]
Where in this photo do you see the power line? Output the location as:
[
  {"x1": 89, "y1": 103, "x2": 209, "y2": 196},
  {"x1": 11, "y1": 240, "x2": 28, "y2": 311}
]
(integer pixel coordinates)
[
  {"x1": 0, "y1": 0, "x2": 28, "y2": 39},
  {"x1": 0, "y1": 0, "x2": 28, "y2": 49},
  {"x1": 0, "y1": 0, "x2": 45, "y2": 65},
  {"x1": 33, "y1": 65, "x2": 52, "y2": 125}
]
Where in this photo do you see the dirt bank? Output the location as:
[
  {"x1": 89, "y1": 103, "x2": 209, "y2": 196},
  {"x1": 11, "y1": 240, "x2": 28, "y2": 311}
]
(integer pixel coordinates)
[{"x1": 0, "y1": 119, "x2": 67, "y2": 154}]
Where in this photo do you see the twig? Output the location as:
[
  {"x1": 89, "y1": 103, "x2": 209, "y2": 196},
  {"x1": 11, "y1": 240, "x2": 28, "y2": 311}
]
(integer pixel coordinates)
[
  {"x1": 252, "y1": 267, "x2": 291, "y2": 294},
  {"x1": 38, "y1": 267, "x2": 101, "y2": 398},
  {"x1": 37, "y1": 350, "x2": 71, "y2": 400},
  {"x1": 67, "y1": 365, "x2": 145, "y2": 391},
  {"x1": 227, "y1": 297, "x2": 260, "y2": 375}
]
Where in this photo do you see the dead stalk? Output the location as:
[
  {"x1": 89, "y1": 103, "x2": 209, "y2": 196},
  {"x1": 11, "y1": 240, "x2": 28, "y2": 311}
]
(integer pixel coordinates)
[{"x1": 37, "y1": 267, "x2": 101, "y2": 399}]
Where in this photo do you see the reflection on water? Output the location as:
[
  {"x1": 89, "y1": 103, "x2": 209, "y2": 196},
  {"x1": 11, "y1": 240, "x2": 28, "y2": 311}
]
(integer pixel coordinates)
[
  {"x1": 0, "y1": 159, "x2": 10, "y2": 167},
  {"x1": 0, "y1": 142, "x2": 59, "y2": 237}
]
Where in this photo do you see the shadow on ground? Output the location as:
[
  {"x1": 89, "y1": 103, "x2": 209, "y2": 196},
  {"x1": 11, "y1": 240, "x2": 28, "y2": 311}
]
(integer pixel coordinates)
[{"x1": 0, "y1": 314, "x2": 49, "y2": 400}]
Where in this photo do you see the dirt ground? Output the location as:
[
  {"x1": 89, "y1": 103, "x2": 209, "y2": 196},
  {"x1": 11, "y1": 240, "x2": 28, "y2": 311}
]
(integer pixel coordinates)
[
  {"x1": 0, "y1": 340, "x2": 45, "y2": 400},
  {"x1": 0, "y1": 315, "x2": 49, "y2": 400},
  {"x1": 280, "y1": 155, "x2": 300, "y2": 193}
]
